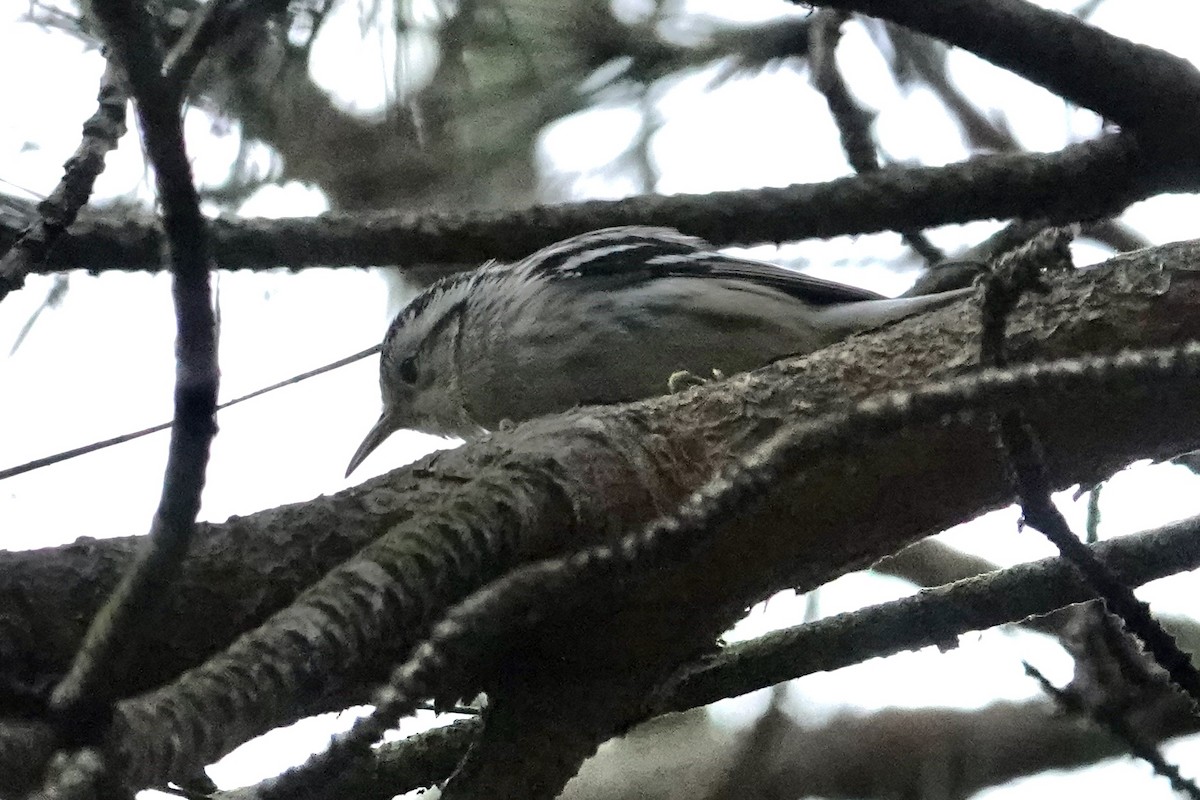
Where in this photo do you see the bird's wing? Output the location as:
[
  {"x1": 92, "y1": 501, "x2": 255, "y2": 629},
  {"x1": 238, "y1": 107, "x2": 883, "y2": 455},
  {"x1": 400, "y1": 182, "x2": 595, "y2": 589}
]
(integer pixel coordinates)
[
  {"x1": 639, "y1": 252, "x2": 887, "y2": 305},
  {"x1": 524, "y1": 226, "x2": 886, "y2": 306}
]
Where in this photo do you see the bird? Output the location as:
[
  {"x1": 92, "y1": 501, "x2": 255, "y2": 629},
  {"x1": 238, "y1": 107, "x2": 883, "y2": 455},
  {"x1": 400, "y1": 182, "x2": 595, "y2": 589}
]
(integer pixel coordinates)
[{"x1": 346, "y1": 226, "x2": 970, "y2": 476}]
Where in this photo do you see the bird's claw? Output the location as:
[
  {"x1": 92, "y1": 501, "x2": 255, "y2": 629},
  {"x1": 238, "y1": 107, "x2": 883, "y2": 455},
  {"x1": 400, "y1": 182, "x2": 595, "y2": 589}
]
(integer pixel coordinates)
[{"x1": 667, "y1": 368, "x2": 725, "y2": 394}]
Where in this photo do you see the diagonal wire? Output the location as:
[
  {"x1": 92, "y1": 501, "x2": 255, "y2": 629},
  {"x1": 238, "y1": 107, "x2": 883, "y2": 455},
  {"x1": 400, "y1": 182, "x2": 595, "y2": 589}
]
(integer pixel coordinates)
[{"x1": 0, "y1": 344, "x2": 380, "y2": 482}]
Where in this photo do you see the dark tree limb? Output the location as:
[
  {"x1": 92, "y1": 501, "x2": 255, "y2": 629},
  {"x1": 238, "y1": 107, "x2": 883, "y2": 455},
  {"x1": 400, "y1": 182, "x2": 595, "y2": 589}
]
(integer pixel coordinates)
[
  {"x1": 807, "y1": 0, "x2": 1200, "y2": 152},
  {"x1": 2, "y1": 238, "x2": 1200, "y2": 794},
  {"x1": 43, "y1": 1, "x2": 220, "y2": 784},
  {"x1": 0, "y1": 61, "x2": 126, "y2": 302},
  {"x1": 5, "y1": 133, "x2": 1155, "y2": 276},
  {"x1": 272, "y1": 512, "x2": 1200, "y2": 800}
]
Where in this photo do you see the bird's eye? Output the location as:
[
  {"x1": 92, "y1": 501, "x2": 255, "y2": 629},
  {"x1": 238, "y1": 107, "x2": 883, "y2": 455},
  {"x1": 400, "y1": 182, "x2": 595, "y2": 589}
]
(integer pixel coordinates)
[{"x1": 398, "y1": 356, "x2": 418, "y2": 384}]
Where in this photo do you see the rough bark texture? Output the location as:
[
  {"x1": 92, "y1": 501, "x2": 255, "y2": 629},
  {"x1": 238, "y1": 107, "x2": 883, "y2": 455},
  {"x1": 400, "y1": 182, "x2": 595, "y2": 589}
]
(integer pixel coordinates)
[
  {"x1": 4, "y1": 241, "x2": 1200, "y2": 793},
  {"x1": 558, "y1": 694, "x2": 1197, "y2": 800}
]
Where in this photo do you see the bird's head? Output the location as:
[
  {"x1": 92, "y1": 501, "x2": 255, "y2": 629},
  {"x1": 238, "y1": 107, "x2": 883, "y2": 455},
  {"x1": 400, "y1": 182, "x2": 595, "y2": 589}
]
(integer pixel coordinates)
[{"x1": 345, "y1": 275, "x2": 480, "y2": 477}]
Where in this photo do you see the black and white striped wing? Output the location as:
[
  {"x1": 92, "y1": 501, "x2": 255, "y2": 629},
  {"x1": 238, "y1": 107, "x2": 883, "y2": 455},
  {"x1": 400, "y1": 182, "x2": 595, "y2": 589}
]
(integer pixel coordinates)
[{"x1": 519, "y1": 226, "x2": 885, "y2": 306}]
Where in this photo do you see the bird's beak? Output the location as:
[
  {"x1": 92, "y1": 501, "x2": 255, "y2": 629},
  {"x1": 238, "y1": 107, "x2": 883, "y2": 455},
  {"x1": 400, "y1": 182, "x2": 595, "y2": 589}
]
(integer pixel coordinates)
[{"x1": 345, "y1": 410, "x2": 398, "y2": 478}]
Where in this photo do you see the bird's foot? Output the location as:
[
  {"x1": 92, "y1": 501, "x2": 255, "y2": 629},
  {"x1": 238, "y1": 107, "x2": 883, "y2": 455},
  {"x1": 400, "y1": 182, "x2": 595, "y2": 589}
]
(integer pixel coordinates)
[{"x1": 667, "y1": 368, "x2": 725, "y2": 394}]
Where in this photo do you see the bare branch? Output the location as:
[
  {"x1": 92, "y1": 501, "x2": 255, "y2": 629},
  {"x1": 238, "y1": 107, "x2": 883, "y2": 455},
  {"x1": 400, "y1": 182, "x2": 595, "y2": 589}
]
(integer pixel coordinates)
[
  {"x1": 7, "y1": 134, "x2": 1157, "y2": 276},
  {"x1": 809, "y1": 11, "x2": 943, "y2": 262},
  {"x1": 807, "y1": 0, "x2": 1200, "y2": 145},
  {"x1": 977, "y1": 227, "x2": 1200, "y2": 709},
  {"x1": 48, "y1": 0, "x2": 220, "y2": 747},
  {"x1": 0, "y1": 61, "x2": 126, "y2": 301},
  {"x1": 223, "y1": 512, "x2": 1200, "y2": 800}
]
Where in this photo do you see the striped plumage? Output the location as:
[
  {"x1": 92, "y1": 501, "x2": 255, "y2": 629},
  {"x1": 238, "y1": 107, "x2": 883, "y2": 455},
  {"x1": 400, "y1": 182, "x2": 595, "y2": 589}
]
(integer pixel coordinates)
[{"x1": 347, "y1": 226, "x2": 968, "y2": 475}]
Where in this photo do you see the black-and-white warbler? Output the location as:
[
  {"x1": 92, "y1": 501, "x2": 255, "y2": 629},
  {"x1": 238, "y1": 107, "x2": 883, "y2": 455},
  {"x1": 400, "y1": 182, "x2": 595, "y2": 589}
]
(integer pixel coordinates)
[{"x1": 346, "y1": 226, "x2": 969, "y2": 476}]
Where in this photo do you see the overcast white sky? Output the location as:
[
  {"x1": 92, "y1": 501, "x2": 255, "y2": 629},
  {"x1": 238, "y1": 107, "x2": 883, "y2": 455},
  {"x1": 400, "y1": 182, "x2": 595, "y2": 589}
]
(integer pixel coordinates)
[{"x1": 4, "y1": 1, "x2": 1200, "y2": 797}]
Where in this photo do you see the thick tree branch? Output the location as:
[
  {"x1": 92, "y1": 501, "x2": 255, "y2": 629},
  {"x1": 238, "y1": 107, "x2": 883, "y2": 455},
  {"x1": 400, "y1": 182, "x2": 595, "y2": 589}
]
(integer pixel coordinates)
[
  {"x1": 5, "y1": 240, "x2": 1200, "y2": 793},
  {"x1": 296, "y1": 341, "x2": 1200, "y2": 800},
  {"x1": 812, "y1": 0, "x2": 1200, "y2": 156},
  {"x1": 559, "y1": 694, "x2": 1195, "y2": 800},
  {"x1": 231, "y1": 514, "x2": 1200, "y2": 800}
]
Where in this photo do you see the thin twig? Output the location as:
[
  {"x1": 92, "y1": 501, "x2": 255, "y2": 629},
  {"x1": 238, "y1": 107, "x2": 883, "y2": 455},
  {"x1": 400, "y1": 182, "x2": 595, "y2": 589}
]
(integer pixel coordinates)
[
  {"x1": 0, "y1": 60, "x2": 127, "y2": 302},
  {"x1": 1086, "y1": 484, "x2": 1103, "y2": 544},
  {"x1": 162, "y1": 0, "x2": 245, "y2": 89},
  {"x1": 9, "y1": 274, "x2": 69, "y2": 355},
  {"x1": 809, "y1": 10, "x2": 943, "y2": 262},
  {"x1": 978, "y1": 228, "x2": 1200, "y2": 711},
  {"x1": 669, "y1": 517, "x2": 1200, "y2": 714},
  {"x1": 885, "y1": 26, "x2": 1019, "y2": 154},
  {"x1": 1025, "y1": 662, "x2": 1200, "y2": 799},
  {"x1": 1007, "y1": 422, "x2": 1200, "y2": 709}
]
